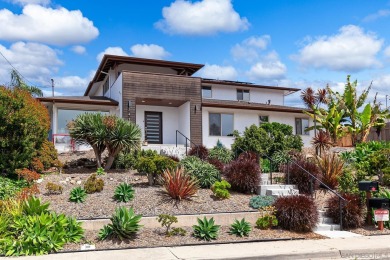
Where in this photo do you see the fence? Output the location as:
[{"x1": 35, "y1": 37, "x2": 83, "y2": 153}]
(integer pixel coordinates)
[{"x1": 337, "y1": 122, "x2": 390, "y2": 147}]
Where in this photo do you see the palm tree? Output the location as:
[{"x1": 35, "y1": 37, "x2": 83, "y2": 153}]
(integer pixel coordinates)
[{"x1": 10, "y1": 69, "x2": 43, "y2": 97}]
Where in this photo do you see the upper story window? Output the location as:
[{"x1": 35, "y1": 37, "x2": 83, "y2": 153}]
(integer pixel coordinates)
[
  {"x1": 202, "y1": 86, "x2": 212, "y2": 98},
  {"x1": 237, "y1": 89, "x2": 250, "y2": 101},
  {"x1": 209, "y1": 113, "x2": 234, "y2": 136},
  {"x1": 103, "y1": 79, "x2": 109, "y2": 95},
  {"x1": 295, "y1": 118, "x2": 309, "y2": 135},
  {"x1": 259, "y1": 115, "x2": 269, "y2": 125}
]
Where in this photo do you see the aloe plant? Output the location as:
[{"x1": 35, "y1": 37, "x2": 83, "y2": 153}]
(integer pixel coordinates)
[
  {"x1": 114, "y1": 183, "x2": 135, "y2": 202},
  {"x1": 230, "y1": 218, "x2": 251, "y2": 237},
  {"x1": 193, "y1": 217, "x2": 220, "y2": 241},
  {"x1": 69, "y1": 187, "x2": 87, "y2": 203},
  {"x1": 108, "y1": 207, "x2": 142, "y2": 240}
]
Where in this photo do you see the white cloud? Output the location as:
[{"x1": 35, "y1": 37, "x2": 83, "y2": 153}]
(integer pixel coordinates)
[
  {"x1": 8, "y1": 0, "x2": 50, "y2": 6},
  {"x1": 130, "y1": 44, "x2": 170, "y2": 60},
  {"x1": 294, "y1": 25, "x2": 383, "y2": 72},
  {"x1": 247, "y1": 51, "x2": 287, "y2": 80},
  {"x1": 231, "y1": 35, "x2": 270, "y2": 62},
  {"x1": 384, "y1": 46, "x2": 390, "y2": 58},
  {"x1": 155, "y1": 0, "x2": 249, "y2": 35},
  {"x1": 363, "y1": 9, "x2": 390, "y2": 22},
  {"x1": 198, "y1": 64, "x2": 238, "y2": 80},
  {"x1": 0, "y1": 5, "x2": 99, "y2": 46},
  {"x1": 0, "y1": 41, "x2": 62, "y2": 85},
  {"x1": 96, "y1": 47, "x2": 128, "y2": 62},
  {"x1": 50, "y1": 75, "x2": 90, "y2": 96},
  {"x1": 71, "y1": 45, "x2": 86, "y2": 55}
]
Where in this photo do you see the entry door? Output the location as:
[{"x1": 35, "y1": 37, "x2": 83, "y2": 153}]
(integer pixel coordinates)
[{"x1": 145, "y1": 112, "x2": 163, "y2": 144}]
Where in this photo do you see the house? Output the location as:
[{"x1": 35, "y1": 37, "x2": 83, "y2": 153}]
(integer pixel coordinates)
[{"x1": 38, "y1": 55, "x2": 313, "y2": 152}]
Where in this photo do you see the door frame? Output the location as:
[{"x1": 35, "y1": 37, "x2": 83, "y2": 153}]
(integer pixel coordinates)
[{"x1": 144, "y1": 111, "x2": 163, "y2": 144}]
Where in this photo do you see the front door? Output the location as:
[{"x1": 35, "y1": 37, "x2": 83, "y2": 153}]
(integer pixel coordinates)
[{"x1": 144, "y1": 111, "x2": 163, "y2": 144}]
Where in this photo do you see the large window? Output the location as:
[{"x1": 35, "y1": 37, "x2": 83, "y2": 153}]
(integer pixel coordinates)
[
  {"x1": 202, "y1": 86, "x2": 212, "y2": 98},
  {"x1": 57, "y1": 109, "x2": 108, "y2": 134},
  {"x1": 237, "y1": 89, "x2": 250, "y2": 101},
  {"x1": 259, "y1": 115, "x2": 269, "y2": 125},
  {"x1": 209, "y1": 113, "x2": 234, "y2": 136},
  {"x1": 295, "y1": 118, "x2": 309, "y2": 135}
]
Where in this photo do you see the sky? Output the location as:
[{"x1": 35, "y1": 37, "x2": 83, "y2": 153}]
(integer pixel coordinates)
[{"x1": 0, "y1": 0, "x2": 389, "y2": 107}]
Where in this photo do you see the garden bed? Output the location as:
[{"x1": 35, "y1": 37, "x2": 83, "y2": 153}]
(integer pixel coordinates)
[
  {"x1": 37, "y1": 170, "x2": 255, "y2": 219},
  {"x1": 349, "y1": 225, "x2": 390, "y2": 236},
  {"x1": 62, "y1": 226, "x2": 324, "y2": 252}
]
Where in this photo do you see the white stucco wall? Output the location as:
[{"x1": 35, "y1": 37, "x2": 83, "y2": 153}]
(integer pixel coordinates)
[
  {"x1": 202, "y1": 107, "x2": 313, "y2": 148},
  {"x1": 204, "y1": 84, "x2": 285, "y2": 105},
  {"x1": 178, "y1": 102, "x2": 191, "y2": 145},
  {"x1": 109, "y1": 73, "x2": 122, "y2": 117},
  {"x1": 136, "y1": 105, "x2": 182, "y2": 144}
]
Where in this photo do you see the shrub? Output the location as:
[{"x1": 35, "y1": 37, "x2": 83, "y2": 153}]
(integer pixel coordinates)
[
  {"x1": 207, "y1": 158, "x2": 224, "y2": 173},
  {"x1": 274, "y1": 195, "x2": 318, "y2": 232},
  {"x1": 249, "y1": 195, "x2": 275, "y2": 209},
  {"x1": 114, "y1": 183, "x2": 135, "y2": 202},
  {"x1": 256, "y1": 215, "x2": 278, "y2": 230},
  {"x1": 96, "y1": 167, "x2": 106, "y2": 175},
  {"x1": 211, "y1": 180, "x2": 231, "y2": 199},
  {"x1": 137, "y1": 156, "x2": 157, "y2": 174},
  {"x1": 0, "y1": 177, "x2": 28, "y2": 200},
  {"x1": 167, "y1": 155, "x2": 180, "y2": 162},
  {"x1": 100, "y1": 207, "x2": 142, "y2": 241},
  {"x1": 154, "y1": 156, "x2": 178, "y2": 174},
  {"x1": 69, "y1": 187, "x2": 87, "y2": 203},
  {"x1": 161, "y1": 168, "x2": 199, "y2": 200},
  {"x1": 224, "y1": 152, "x2": 260, "y2": 193},
  {"x1": 98, "y1": 225, "x2": 113, "y2": 241},
  {"x1": 188, "y1": 145, "x2": 209, "y2": 160},
  {"x1": 34, "y1": 140, "x2": 62, "y2": 170},
  {"x1": 45, "y1": 182, "x2": 63, "y2": 194},
  {"x1": 84, "y1": 173, "x2": 104, "y2": 194},
  {"x1": 15, "y1": 168, "x2": 40, "y2": 184},
  {"x1": 229, "y1": 218, "x2": 251, "y2": 237},
  {"x1": 16, "y1": 184, "x2": 40, "y2": 200},
  {"x1": 157, "y1": 214, "x2": 186, "y2": 236},
  {"x1": 113, "y1": 150, "x2": 139, "y2": 170},
  {"x1": 208, "y1": 147, "x2": 233, "y2": 164},
  {"x1": 326, "y1": 193, "x2": 365, "y2": 229},
  {"x1": 337, "y1": 167, "x2": 359, "y2": 194},
  {"x1": 0, "y1": 87, "x2": 50, "y2": 176},
  {"x1": 30, "y1": 158, "x2": 44, "y2": 173},
  {"x1": 315, "y1": 153, "x2": 344, "y2": 190},
  {"x1": 21, "y1": 196, "x2": 49, "y2": 215},
  {"x1": 180, "y1": 156, "x2": 220, "y2": 188},
  {"x1": 193, "y1": 217, "x2": 220, "y2": 241}
]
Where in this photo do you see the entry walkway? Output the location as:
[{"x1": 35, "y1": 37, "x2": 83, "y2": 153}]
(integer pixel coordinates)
[{"x1": 18, "y1": 235, "x2": 390, "y2": 260}]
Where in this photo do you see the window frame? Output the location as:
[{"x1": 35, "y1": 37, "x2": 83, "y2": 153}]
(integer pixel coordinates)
[
  {"x1": 209, "y1": 112, "x2": 234, "y2": 137},
  {"x1": 295, "y1": 118, "x2": 310, "y2": 136},
  {"x1": 237, "y1": 89, "x2": 250, "y2": 101},
  {"x1": 259, "y1": 115, "x2": 269, "y2": 125},
  {"x1": 202, "y1": 86, "x2": 212, "y2": 99}
]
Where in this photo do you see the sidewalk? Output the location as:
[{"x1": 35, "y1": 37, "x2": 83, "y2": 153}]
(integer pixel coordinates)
[{"x1": 18, "y1": 235, "x2": 390, "y2": 260}]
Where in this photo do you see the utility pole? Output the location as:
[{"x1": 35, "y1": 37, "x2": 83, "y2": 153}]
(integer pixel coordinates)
[
  {"x1": 51, "y1": 79, "x2": 54, "y2": 97},
  {"x1": 386, "y1": 94, "x2": 388, "y2": 110}
]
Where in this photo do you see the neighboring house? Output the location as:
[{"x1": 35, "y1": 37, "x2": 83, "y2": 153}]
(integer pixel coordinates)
[{"x1": 38, "y1": 55, "x2": 313, "y2": 152}]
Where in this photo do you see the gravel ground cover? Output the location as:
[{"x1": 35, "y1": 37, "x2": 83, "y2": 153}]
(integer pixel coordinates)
[{"x1": 350, "y1": 225, "x2": 390, "y2": 236}]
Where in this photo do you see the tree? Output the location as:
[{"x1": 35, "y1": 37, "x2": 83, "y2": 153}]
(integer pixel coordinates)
[
  {"x1": 10, "y1": 69, "x2": 43, "y2": 97},
  {"x1": 300, "y1": 87, "x2": 328, "y2": 137}
]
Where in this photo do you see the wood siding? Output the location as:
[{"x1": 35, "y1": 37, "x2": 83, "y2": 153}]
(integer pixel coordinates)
[{"x1": 122, "y1": 71, "x2": 202, "y2": 145}]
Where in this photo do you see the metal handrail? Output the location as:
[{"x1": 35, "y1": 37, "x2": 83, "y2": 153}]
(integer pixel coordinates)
[{"x1": 175, "y1": 130, "x2": 198, "y2": 155}]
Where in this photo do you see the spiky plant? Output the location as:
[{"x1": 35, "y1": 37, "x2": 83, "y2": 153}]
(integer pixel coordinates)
[
  {"x1": 193, "y1": 217, "x2": 220, "y2": 241},
  {"x1": 114, "y1": 183, "x2": 135, "y2": 202},
  {"x1": 312, "y1": 130, "x2": 333, "y2": 156},
  {"x1": 69, "y1": 187, "x2": 87, "y2": 203},
  {"x1": 315, "y1": 152, "x2": 344, "y2": 190},
  {"x1": 162, "y1": 168, "x2": 199, "y2": 200},
  {"x1": 108, "y1": 207, "x2": 143, "y2": 240},
  {"x1": 230, "y1": 218, "x2": 251, "y2": 237},
  {"x1": 98, "y1": 225, "x2": 113, "y2": 241}
]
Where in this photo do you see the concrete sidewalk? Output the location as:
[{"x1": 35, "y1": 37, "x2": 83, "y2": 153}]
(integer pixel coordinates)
[{"x1": 18, "y1": 235, "x2": 390, "y2": 260}]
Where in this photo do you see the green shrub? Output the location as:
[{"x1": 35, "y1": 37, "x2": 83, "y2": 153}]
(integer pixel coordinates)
[
  {"x1": 98, "y1": 225, "x2": 113, "y2": 241},
  {"x1": 337, "y1": 167, "x2": 359, "y2": 194},
  {"x1": 169, "y1": 227, "x2": 187, "y2": 236},
  {"x1": 0, "y1": 177, "x2": 28, "y2": 200},
  {"x1": 114, "y1": 183, "x2": 135, "y2": 202},
  {"x1": 96, "y1": 167, "x2": 106, "y2": 175},
  {"x1": 140, "y1": 149, "x2": 159, "y2": 157},
  {"x1": 211, "y1": 180, "x2": 231, "y2": 199},
  {"x1": 21, "y1": 196, "x2": 49, "y2": 215},
  {"x1": 137, "y1": 157, "x2": 157, "y2": 174},
  {"x1": 100, "y1": 207, "x2": 142, "y2": 241},
  {"x1": 256, "y1": 215, "x2": 278, "y2": 230},
  {"x1": 84, "y1": 173, "x2": 104, "y2": 194},
  {"x1": 157, "y1": 214, "x2": 178, "y2": 236},
  {"x1": 180, "y1": 156, "x2": 220, "y2": 188},
  {"x1": 69, "y1": 187, "x2": 87, "y2": 203},
  {"x1": 113, "y1": 150, "x2": 140, "y2": 170},
  {"x1": 193, "y1": 217, "x2": 220, "y2": 241},
  {"x1": 249, "y1": 195, "x2": 275, "y2": 209},
  {"x1": 34, "y1": 140, "x2": 62, "y2": 170},
  {"x1": 45, "y1": 182, "x2": 63, "y2": 194},
  {"x1": 208, "y1": 147, "x2": 233, "y2": 164},
  {"x1": 229, "y1": 218, "x2": 251, "y2": 237},
  {"x1": 154, "y1": 156, "x2": 178, "y2": 174}
]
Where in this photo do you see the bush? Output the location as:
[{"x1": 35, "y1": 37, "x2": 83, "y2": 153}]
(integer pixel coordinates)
[
  {"x1": 180, "y1": 156, "x2": 220, "y2": 188},
  {"x1": 96, "y1": 167, "x2": 106, "y2": 175},
  {"x1": 0, "y1": 177, "x2": 28, "y2": 200},
  {"x1": 156, "y1": 214, "x2": 186, "y2": 236},
  {"x1": 113, "y1": 150, "x2": 139, "y2": 170},
  {"x1": 0, "y1": 87, "x2": 50, "y2": 176},
  {"x1": 188, "y1": 145, "x2": 209, "y2": 160},
  {"x1": 256, "y1": 213, "x2": 278, "y2": 230},
  {"x1": 15, "y1": 168, "x2": 40, "y2": 184},
  {"x1": 224, "y1": 152, "x2": 260, "y2": 193},
  {"x1": 274, "y1": 195, "x2": 318, "y2": 232},
  {"x1": 30, "y1": 158, "x2": 44, "y2": 173},
  {"x1": 84, "y1": 174, "x2": 104, "y2": 194},
  {"x1": 137, "y1": 156, "x2": 157, "y2": 174},
  {"x1": 161, "y1": 168, "x2": 199, "y2": 200},
  {"x1": 208, "y1": 147, "x2": 233, "y2": 164},
  {"x1": 315, "y1": 153, "x2": 344, "y2": 190},
  {"x1": 211, "y1": 180, "x2": 231, "y2": 199},
  {"x1": 249, "y1": 195, "x2": 275, "y2": 209},
  {"x1": 34, "y1": 140, "x2": 62, "y2": 170},
  {"x1": 45, "y1": 182, "x2": 63, "y2": 194},
  {"x1": 193, "y1": 217, "x2": 220, "y2": 241},
  {"x1": 229, "y1": 218, "x2": 251, "y2": 237},
  {"x1": 167, "y1": 155, "x2": 180, "y2": 162},
  {"x1": 21, "y1": 196, "x2": 49, "y2": 215},
  {"x1": 154, "y1": 156, "x2": 178, "y2": 174},
  {"x1": 326, "y1": 193, "x2": 365, "y2": 229},
  {"x1": 337, "y1": 167, "x2": 359, "y2": 194},
  {"x1": 16, "y1": 184, "x2": 40, "y2": 200},
  {"x1": 100, "y1": 207, "x2": 142, "y2": 241},
  {"x1": 207, "y1": 158, "x2": 224, "y2": 173},
  {"x1": 114, "y1": 183, "x2": 135, "y2": 202},
  {"x1": 69, "y1": 187, "x2": 87, "y2": 203}
]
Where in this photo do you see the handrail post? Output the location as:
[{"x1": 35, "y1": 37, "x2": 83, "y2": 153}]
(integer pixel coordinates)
[
  {"x1": 185, "y1": 139, "x2": 188, "y2": 155},
  {"x1": 287, "y1": 162, "x2": 290, "y2": 185},
  {"x1": 339, "y1": 197, "x2": 343, "y2": 231},
  {"x1": 270, "y1": 159, "x2": 273, "y2": 185},
  {"x1": 176, "y1": 130, "x2": 178, "y2": 147}
]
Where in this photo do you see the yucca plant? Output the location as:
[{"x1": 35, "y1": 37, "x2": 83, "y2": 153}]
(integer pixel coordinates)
[
  {"x1": 193, "y1": 217, "x2": 220, "y2": 241},
  {"x1": 69, "y1": 187, "x2": 87, "y2": 203},
  {"x1": 108, "y1": 207, "x2": 143, "y2": 240},
  {"x1": 162, "y1": 168, "x2": 199, "y2": 200},
  {"x1": 114, "y1": 183, "x2": 135, "y2": 202},
  {"x1": 312, "y1": 130, "x2": 333, "y2": 156},
  {"x1": 230, "y1": 218, "x2": 251, "y2": 237}
]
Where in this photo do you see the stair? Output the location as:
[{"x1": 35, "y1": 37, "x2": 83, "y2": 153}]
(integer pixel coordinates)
[
  {"x1": 142, "y1": 144, "x2": 188, "y2": 159},
  {"x1": 314, "y1": 210, "x2": 340, "y2": 232},
  {"x1": 257, "y1": 184, "x2": 298, "y2": 196},
  {"x1": 265, "y1": 188, "x2": 299, "y2": 197}
]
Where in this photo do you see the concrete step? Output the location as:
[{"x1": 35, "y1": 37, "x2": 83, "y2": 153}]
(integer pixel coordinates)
[
  {"x1": 318, "y1": 210, "x2": 326, "y2": 218},
  {"x1": 258, "y1": 184, "x2": 297, "y2": 196},
  {"x1": 314, "y1": 223, "x2": 340, "y2": 231},
  {"x1": 318, "y1": 217, "x2": 334, "y2": 224},
  {"x1": 265, "y1": 188, "x2": 299, "y2": 197},
  {"x1": 142, "y1": 145, "x2": 188, "y2": 159}
]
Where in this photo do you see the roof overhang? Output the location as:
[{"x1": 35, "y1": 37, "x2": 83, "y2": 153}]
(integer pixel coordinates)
[{"x1": 37, "y1": 96, "x2": 119, "y2": 106}]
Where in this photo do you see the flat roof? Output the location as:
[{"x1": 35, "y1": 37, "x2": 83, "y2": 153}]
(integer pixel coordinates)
[{"x1": 38, "y1": 96, "x2": 119, "y2": 106}]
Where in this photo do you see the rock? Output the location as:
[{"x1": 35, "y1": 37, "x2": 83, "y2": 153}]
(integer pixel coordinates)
[
  {"x1": 135, "y1": 178, "x2": 140, "y2": 181},
  {"x1": 76, "y1": 180, "x2": 82, "y2": 185},
  {"x1": 59, "y1": 180, "x2": 67, "y2": 185},
  {"x1": 70, "y1": 180, "x2": 76, "y2": 185},
  {"x1": 36, "y1": 178, "x2": 43, "y2": 183},
  {"x1": 110, "y1": 178, "x2": 114, "y2": 181},
  {"x1": 65, "y1": 177, "x2": 71, "y2": 182}
]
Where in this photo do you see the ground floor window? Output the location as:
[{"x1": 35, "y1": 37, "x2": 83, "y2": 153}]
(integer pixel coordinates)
[
  {"x1": 295, "y1": 118, "x2": 309, "y2": 135},
  {"x1": 259, "y1": 115, "x2": 269, "y2": 125},
  {"x1": 57, "y1": 109, "x2": 108, "y2": 134},
  {"x1": 209, "y1": 113, "x2": 234, "y2": 136}
]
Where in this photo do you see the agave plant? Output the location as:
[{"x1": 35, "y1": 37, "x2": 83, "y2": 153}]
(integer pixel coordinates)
[
  {"x1": 162, "y1": 168, "x2": 199, "y2": 200},
  {"x1": 193, "y1": 217, "x2": 220, "y2": 241},
  {"x1": 21, "y1": 196, "x2": 50, "y2": 215},
  {"x1": 108, "y1": 207, "x2": 143, "y2": 240},
  {"x1": 69, "y1": 187, "x2": 87, "y2": 203},
  {"x1": 114, "y1": 183, "x2": 135, "y2": 202},
  {"x1": 230, "y1": 218, "x2": 251, "y2": 237},
  {"x1": 98, "y1": 225, "x2": 113, "y2": 241}
]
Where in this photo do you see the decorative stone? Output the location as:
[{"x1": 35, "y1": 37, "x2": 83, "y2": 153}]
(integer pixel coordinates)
[
  {"x1": 59, "y1": 180, "x2": 67, "y2": 185},
  {"x1": 76, "y1": 180, "x2": 82, "y2": 185},
  {"x1": 65, "y1": 177, "x2": 71, "y2": 182},
  {"x1": 36, "y1": 178, "x2": 43, "y2": 184},
  {"x1": 110, "y1": 178, "x2": 114, "y2": 181},
  {"x1": 70, "y1": 180, "x2": 76, "y2": 185}
]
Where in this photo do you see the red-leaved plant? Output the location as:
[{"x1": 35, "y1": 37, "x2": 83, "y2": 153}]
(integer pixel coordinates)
[
  {"x1": 161, "y1": 168, "x2": 199, "y2": 200},
  {"x1": 188, "y1": 145, "x2": 209, "y2": 161},
  {"x1": 16, "y1": 168, "x2": 40, "y2": 184}
]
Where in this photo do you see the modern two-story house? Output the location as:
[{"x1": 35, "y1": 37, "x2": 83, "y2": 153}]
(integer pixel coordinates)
[{"x1": 38, "y1": 55, "x2": 312, "y2": 152}]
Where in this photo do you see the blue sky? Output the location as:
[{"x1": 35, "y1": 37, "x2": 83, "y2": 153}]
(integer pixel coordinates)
[{"x1": 0, "y1": 0, "x2": 389, "y2": 106}]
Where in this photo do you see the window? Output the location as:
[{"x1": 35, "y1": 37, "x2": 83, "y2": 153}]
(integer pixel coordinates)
[
  {"x1": 202, "y1": 86, "x2": 212, "y2": 98},
  {"x1": 103, "y1": 79, "x2": 109, "y2": 95},
  {"x1": 295, "y1": 118, "x2": 309, "y2": 135},
  {"x1": 237, "y1": 89, "x2": 250, "y2": 101},
  {"x1": 209, "y1": 113, "x2": 234, "y2": 136},
  {"x1": 259, "y1": 115, "x2": 269, "y2": 125},
  {"x1": 57, "y1": 109, "x2": 109, "y2": 134}
]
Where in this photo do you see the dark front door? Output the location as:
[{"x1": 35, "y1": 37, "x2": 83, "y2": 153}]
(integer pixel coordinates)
[{"x1": 145, "y1": 112, "x2": 162, "y2": 144}]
